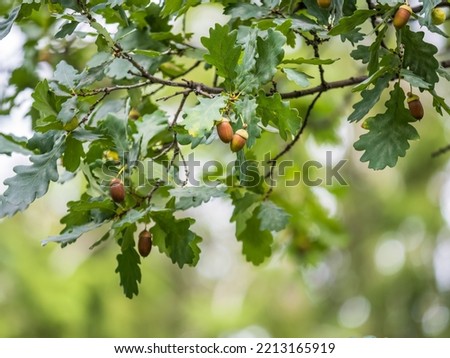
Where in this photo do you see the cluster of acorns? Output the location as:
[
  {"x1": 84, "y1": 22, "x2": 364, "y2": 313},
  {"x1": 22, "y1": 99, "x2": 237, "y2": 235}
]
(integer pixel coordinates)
[
  {"x1": 394, "y1": 4, "x2": 446, "y2": 29},
  {"x1": 109, "y1": 178, "x2": 152, "y2": 258},
  {"x1": 216, "y1": 118, "x2": 249, "y2": 152}
]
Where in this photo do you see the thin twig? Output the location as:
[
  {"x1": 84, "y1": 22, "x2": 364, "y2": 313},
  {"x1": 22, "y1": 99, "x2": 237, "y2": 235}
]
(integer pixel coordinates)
[
  {"x1": 265, "y1": 91, "x2": 324, "y2": 177},
  {"x1": 171, "y1": 90, "x2": 191, "y2": 127},
  {"x1": 146, "y1": 60, "x2": 202, "y2": 98},
  {"x1": 78, "y1": 80, "x2": 152, "y2": 96},
  {"x1": 156, "y1": 90, "x2": 189, "y2": 102},
  {"x1": 432, "y1": 144, "x2": 450, "y2": 158},
  {"x1": 78, "y1": 92, "x2": 108, "y2": 127}
]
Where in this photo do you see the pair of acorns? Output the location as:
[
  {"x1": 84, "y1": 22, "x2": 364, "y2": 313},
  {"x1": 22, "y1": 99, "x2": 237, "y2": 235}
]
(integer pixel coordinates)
[
  {"x1": 216, "y1": 118, "x2": 249, "y2": 152},
  {"x1": 109, "y1": 179, "x2": 153, "y2": 258},
  {"x1": 394, "y1": 5, "x2": 446, "y2": 29}
]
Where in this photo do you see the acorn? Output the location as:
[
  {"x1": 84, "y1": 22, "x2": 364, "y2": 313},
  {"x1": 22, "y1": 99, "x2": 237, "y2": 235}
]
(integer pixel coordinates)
[
  {"x1": 393, "y1": 4, "x2": 412, "y2": 30},
  {"x1": 138, "y1": 229, "x2": 152, "y2": 258},
  {"x1": 407, "y1": 93, "x2": 424, "y2": 120},
  {"x1": 230, "y1": 129, "x2": 248, "y2": 152},
  {"x1": 431, "y1": 8, "x2": 446, "y2": 25},
  {"x1": 128, "y1": 108, "x2": 140, "y2": 120},
  {"x1": 216, "y1": 118, "x2": 234, "y2": 143},
  {"x1": 109, "y1": 178, "x2": 125, "y2": 203},
  {"x1": 317, "y1": 0, "x2": 331, "y2": 8}
]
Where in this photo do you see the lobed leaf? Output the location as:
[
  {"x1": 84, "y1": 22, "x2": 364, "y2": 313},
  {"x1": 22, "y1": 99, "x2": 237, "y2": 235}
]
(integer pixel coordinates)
[
  {"x1": 182, "y1": 96, "x2": 227, "y2": 138},
  {"x1": 201, "y1": 24, "x2": 241, "y2": 88},
  {"x1": 257, "y1": 92, "x2": 301, "y2": 141},
  {"x1": 354, "y1": 84, "x2": 419, "y2": 170},
  {"x1": 150, "y1": 210, "x2": 202, "y2": 268},
  {"x1": 0, "y1": 131, "x2": 65, "y2": 217},
  {"x1": 170, "y1": 186, "x2": 227, "y2": 211}
]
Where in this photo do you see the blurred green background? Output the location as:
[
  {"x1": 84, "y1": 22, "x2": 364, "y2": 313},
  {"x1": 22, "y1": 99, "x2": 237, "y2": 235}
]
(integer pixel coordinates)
[{"x1": 1, "y1": 0, "x2": 450, "y2": 338}]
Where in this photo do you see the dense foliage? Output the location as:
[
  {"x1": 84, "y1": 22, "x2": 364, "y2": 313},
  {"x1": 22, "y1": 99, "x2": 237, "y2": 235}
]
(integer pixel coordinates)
[{"x1": 0, "y1": 0, "x2": 449, "y2": 298}]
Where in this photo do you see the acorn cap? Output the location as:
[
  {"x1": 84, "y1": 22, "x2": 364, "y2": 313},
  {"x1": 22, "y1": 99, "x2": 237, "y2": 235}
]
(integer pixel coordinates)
[
  {"x1": 407, "y1": 93, "x2": 420, "y2": 103},
  {"x1": 399, "y1": 4, "x2": 412, "y2": 14},
  {"x1": 216, "y1": 117, "x2": 230, "y2": 125},
  {"x1": 235, "y1": 129, "x2": 248, "y2": 140},
  {"x1": 110, "y1": 178, "x2": 122, "y2": 185}
]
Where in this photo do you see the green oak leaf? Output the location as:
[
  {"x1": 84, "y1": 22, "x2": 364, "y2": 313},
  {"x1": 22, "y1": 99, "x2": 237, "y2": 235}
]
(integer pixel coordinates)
[
  {"x1": 0, "y1": 133, "x2": 33, "y2": 156},
  {"x1": 283, "y1": 68, "x2": 312, "y2": 88},
  {"x1": 170, "y1": 186, "x2": 226, "y2": 210},
  {"x1": 257, "y1": 91, "x2": 301, "y2": 141},
  {"x1": 58, "y1": 194, "x2": 115, "y2": 231},
  {"x1": 258, "y1": 200, "x2": 291, "y2": 232},
  {"x1": 328, "y1": 10, "x2": 376, "y2": 36},
  {"x1": 401, "y1": 27, "x2": 439, "y2": 87},
  {"x1": 400, "y1": 69, "x2": 432, "y2": 89},
  {"x1": 348, "y1": 75, "x2": 391, "y2": 122},
  {"x1": 57, "y1": 96, "x2": 79, "y2": 125},
  {"x1": 150, "y1": 210, "x2": 202, "y2": 268},
  {"x1": 115, "y1": 224, "x2": 141, "y2": 299},
  {"x1": 32, "y1": 80, "x2": 58, "y2": 118},
  {"x1": 112, "y1": 208, "x2": 153, "y2": 231},
  {"x1": 340, "y1": 28, "x2": 365, "y2": 45},
  {"x1": 161, "y1": 0, "x2": 201, "y2": 18},
  {"x1": 105, "y1": 58, "x2": 134, "y2": 80},
  {"x1": 54, "y1": 60, "x2": 79, "y2": 89},
  {"x1": 0, "y1": 131, "x2": 65, "y2": 217},
  {"x1": 253, "y1": 29, "x2": 286, "y2": 87},
  {"x1": 224, "y1": 3, "x2": 271, "y2": 20},
  {"x1": 237, "y1": 206, "x2": 273, "y2": 265},
  {"x1": 201, "y1": 24, "x2": 241, "y2": 88},
  {"x1": 236, "y1": 152, "x2": 264, "y2": 191},
  {"x1": 182, "y1": 96, "x2": 227, "y2": 138},
  {"x1": 98, "y1": 113, "x2": 129, "y2": 154},
  {"x1": 350, "y1": 45, "x2": 370, "y2": 64},
  {"x1": 429, "y1": 89, "x2": 450, "y2": 116},
  {"x1": 235, "y1": 27, "x2": 259, "y2": 92},
  {"x1": 0, "y1": 6, "x2": 20, "y2": 41},
  {"x1": 42, "y1": 222, "x2": 105, "y2": 246},
  {"x1": 354, "y1": 84, "x2": 419, "y2": 170},
  {"x1": 230, "y1": 190, "x2": 260, "y2": 235},
  {"x1": 55, "y1": 21, "x2": 79, "y2": 38},
  {"x1": 62, "y1": 133, "x2": 84, "y2": 172},
  {"x1": 133, "y1": 110, "x2": 169, "y2": 157}
]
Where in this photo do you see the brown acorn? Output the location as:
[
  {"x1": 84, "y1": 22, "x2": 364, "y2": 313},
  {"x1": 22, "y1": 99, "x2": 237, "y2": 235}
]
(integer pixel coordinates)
[
  {"x1": 216, "y1": 118, "x2": 234, "y2": 143},
  {"x1": 109, "y1": 178, "x2": 125, "y2": 203},
  {"x1": 317, "y1": 0, "x2": 331, "y2": 8},
  {"x1": 138, "y1": 229, "x2": 152, "y2": 258},
  {"x1": 407, "y1": 93, "x2": 424, "y2": 120},
  {"x1": 230, "y1": 129, "x2": 248, "y2": 152},
  {"x1": 393, "y1": 4, "x2": 412, "y2": 30}
]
